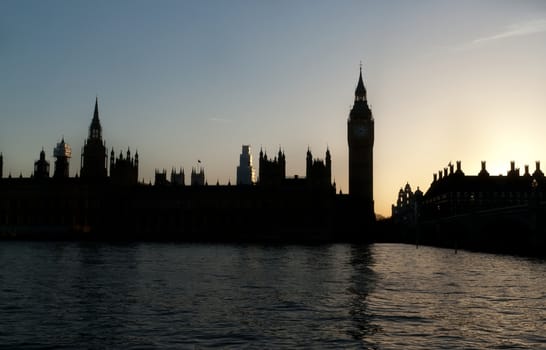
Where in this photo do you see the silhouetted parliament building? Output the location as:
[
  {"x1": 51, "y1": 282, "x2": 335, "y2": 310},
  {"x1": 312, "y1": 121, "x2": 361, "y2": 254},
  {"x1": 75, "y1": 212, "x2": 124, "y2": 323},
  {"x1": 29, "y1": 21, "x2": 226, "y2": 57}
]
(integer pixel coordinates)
[{"x1": 0, "y1": 69, "x2": 376, "y2": 241}]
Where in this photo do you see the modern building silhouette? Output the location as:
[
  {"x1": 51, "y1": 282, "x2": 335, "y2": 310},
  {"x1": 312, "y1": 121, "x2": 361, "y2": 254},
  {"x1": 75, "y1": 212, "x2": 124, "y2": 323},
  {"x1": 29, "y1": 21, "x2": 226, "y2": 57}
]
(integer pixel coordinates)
[
  {"x1": 236, "y1": 145, "x2": 256, "y2": 185},
  {"x1": 53, "y1": 138, "x2": 71, "y2": 179}
]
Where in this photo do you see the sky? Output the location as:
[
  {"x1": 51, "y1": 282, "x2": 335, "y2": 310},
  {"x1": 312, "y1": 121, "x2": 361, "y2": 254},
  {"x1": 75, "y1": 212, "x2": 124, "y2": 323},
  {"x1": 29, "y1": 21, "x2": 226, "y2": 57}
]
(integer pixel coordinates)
[{"x1": 1, "y1": 0, "x2": 546, "y2": 218}]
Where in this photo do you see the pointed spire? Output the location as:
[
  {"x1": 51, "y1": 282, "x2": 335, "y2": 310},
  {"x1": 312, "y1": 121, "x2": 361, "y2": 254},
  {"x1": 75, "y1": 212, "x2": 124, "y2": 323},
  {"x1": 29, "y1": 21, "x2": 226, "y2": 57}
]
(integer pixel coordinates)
[
  {"x1": 355, "y1": 63, "x2": 367, "y2": 102},
  {"x1": 89, "y1": 97, "x2": 102, "y2": 140},
  {"x1": 93, "y1": 96, "x2": 99, "y2": 122},
  {"x1": 349, "y1": 63, "x2": 372, "y2": 121}
]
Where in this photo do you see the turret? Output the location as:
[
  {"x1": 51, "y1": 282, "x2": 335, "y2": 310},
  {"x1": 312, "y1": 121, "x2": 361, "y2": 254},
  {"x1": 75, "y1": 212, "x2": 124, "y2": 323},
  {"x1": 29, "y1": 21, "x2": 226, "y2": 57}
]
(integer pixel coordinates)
[
  {"x1": 455, "y1": 161, "x2": 464, "y2": 176},
  {"x1": 33, "y1": 148, "x2": 50, "y2": 179},
  {"x1": 110, "y1": 148, "x2": 115, "y2": 173},
  {"x1": 258, "y1": 148, "x2": 286, "y2": 185},
  {"x1": 171, "y1": 167, "x2": 185, "y2": 185},
  {"x1": 305, "y1": 148, "x2": 332, "y2": 188},
  {"x1": 507, "y1": 160, "x2": 519, "y2": 177},
  {"x1": 306, "y1": 147, "x2": 312, "y2": 175},
  {"x1": 325, "y1": 147, "x2": 331, "y2": 175},
  {"x1": 533, "y1": 161, "x2": 544, "y2": 178},
  {"x1": 110, "y1": 146, "x2": 139, "y2": 185},
  {"x1": 478, "y1": 161, "x2": 489, "y2": 177},
  {"x1": 191, "y1": 166, "x2": 205, "y2": 186}
]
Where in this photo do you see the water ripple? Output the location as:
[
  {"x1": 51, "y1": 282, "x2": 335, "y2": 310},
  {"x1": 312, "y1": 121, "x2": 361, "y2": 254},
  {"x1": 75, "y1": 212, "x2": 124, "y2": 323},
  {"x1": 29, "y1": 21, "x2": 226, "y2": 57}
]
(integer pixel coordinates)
[{"x1": 0, "y1": 242, "x2": 544, "y2": 349}]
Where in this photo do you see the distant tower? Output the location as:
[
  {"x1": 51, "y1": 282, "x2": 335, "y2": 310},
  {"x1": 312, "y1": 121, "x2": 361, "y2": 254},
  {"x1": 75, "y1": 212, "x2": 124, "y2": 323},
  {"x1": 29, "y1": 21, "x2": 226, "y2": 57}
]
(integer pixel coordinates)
[
  {"x1": 306, "y1": 147, "x2": 332, "y2": 188},
  {"x1": 81, "y1": 97, "x2": 108, "y2": 181},
  {"x1": 258, "y1": 148, "x2": 286, "y2": 185},
  {"x1": 33, "y1": 148, "x2": 50, "y2": 179},
  {"x1": 53, "y1": 138, "x2": 72, "y2": 178},
  {"x1": 533, "y1": 161, "x2": 544, "y2": 178},
  {"x1": 171, "y1": 167, "x2": 185, "y2": 185},
  {"x1": 191, "y1": 167, "x2": 205, "y2": 186},
  {"x1": 154, "y1": 169, "x2": 169, "y2": 186},
  {"x1": 347, "y1": 65, "x2": 374, "y2": 220},
  {"x1": 110, "y1": 148, "x2": 139, "y2": 185},
  {"x1": 237, "y1": 145, "x2": 256, "y2": 185}
]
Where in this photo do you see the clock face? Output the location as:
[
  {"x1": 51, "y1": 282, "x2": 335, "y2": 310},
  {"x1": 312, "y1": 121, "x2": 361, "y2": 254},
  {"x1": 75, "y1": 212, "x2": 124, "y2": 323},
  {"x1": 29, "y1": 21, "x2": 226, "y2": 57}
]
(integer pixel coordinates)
[{"x1": 354, "y1": 125, "x2": 367, "y2": 137}]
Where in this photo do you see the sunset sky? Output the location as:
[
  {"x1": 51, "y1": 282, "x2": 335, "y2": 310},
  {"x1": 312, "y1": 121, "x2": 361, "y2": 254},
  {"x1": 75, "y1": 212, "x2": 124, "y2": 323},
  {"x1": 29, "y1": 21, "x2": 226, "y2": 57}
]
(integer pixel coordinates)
[{"x1": 1, "y1": 0, "x2": 545, "y2": 217}]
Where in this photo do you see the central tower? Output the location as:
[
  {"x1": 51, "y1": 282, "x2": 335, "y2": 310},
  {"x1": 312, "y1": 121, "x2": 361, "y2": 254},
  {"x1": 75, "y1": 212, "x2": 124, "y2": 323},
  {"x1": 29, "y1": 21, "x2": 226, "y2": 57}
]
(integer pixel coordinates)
[
  {"x1": 347, "y1": 66, "x2": 374, "y2": 220},
  {"x1": 81, "y1": 97, "x2": 108, "y2": 180}
]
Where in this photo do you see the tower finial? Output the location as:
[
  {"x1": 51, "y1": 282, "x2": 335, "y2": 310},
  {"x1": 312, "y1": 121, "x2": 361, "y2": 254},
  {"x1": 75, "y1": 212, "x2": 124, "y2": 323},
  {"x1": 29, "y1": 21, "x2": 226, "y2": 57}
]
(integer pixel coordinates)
[
  {"x1": 355, "y1": 64, "x2": 367, "y2": 101},
  {"x1": 93, "y1": 96, "x2": 99, "y2": 121},
  {"x1": 88, "y1": 96, "x2": 103, "y2": 140}
]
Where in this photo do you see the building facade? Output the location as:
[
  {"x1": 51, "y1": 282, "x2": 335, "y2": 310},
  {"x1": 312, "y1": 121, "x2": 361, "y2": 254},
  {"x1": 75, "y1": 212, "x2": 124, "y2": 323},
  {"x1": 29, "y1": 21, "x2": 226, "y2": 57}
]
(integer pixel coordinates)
[
  {"x1": 422, "y1": 160, "x2": 546, "y2": 218},
  {"x1": 391, "y1": 183, "x2": 423, "y2": 225}
]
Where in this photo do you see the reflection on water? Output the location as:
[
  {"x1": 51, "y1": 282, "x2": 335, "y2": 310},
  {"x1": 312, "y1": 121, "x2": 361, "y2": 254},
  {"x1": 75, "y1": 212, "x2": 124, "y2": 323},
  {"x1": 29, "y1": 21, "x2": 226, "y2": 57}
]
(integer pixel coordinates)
[{"x1": 0, "y1": 242, "x2": 544, "y2": 349}]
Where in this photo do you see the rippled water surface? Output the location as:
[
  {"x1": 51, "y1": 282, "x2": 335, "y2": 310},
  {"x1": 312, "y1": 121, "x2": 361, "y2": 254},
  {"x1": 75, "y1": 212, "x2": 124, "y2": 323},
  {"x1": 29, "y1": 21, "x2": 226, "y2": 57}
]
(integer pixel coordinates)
[{"x1": 0, "y1": 242, "x2": 545, "y2": 349}]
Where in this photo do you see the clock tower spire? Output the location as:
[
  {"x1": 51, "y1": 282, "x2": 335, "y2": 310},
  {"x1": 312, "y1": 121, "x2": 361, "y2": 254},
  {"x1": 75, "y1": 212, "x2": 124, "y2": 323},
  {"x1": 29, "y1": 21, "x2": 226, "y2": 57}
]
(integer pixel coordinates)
[
  {"x1": 81, "y1": 97, "x2": 108, "y2": 181},
  {"x1": 347, "y1": 65, "x2": 375, "y2": 221}
]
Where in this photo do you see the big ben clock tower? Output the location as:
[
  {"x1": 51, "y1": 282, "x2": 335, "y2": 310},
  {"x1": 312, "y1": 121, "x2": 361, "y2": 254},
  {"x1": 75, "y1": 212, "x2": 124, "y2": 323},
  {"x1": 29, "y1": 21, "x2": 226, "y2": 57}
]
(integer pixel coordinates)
[{"x1": 347, "y1": 65, "x2": 375, "y2": 221}]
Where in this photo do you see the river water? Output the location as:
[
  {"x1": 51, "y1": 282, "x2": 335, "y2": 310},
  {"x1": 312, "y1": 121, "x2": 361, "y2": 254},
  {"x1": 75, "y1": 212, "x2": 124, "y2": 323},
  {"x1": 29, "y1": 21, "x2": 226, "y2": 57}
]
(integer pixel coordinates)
[{"x1": 0, "y1": 242, "x2": 544, "y2": 349}]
